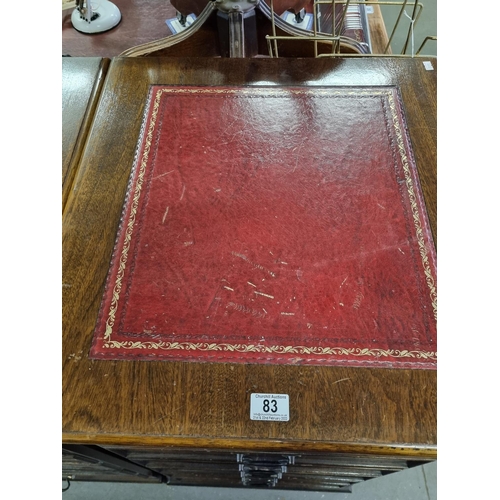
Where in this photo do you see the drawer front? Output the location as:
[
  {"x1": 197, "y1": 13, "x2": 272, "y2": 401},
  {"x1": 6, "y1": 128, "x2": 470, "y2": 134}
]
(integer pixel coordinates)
[{"x1": 105, "y1": 446, "x2": 432, "y2": 491}]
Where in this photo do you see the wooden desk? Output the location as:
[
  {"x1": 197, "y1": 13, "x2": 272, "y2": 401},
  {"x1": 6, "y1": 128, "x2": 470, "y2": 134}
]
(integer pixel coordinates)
[
  {"x1": 62, "y1": 57, "x2": 109, "y2": 212},
  {"x1": 62, "y1": 0, "x2": 390, "y2": 57},
  {"x1": 62, "y1": 56, "x2": 436, "y2": 491},
  {"x1": 62, "y1": 0, "x2": 176, "y2": 57}
]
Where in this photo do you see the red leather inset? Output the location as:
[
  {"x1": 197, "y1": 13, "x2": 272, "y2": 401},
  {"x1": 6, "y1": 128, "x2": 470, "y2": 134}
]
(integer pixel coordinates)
[{"x1": 90, "y1": 86, "x2": 437, "y2": 368}]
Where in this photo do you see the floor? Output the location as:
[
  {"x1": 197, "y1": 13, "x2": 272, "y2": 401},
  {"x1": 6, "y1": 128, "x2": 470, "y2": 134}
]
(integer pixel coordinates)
[{"x1": 61, "y1": 1, "x2": 437, "y2": 498}]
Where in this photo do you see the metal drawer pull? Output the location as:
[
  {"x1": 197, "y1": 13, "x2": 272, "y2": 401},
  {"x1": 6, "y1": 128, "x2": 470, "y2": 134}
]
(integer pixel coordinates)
[{"x1": 62, "y1": 477, "x2": 71, "y2": 493}]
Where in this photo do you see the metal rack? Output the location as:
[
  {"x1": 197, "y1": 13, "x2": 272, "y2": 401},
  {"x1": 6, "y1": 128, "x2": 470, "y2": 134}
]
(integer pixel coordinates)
[{"x1": 265, "y1": 0, "x2": 436, "y2": 57}]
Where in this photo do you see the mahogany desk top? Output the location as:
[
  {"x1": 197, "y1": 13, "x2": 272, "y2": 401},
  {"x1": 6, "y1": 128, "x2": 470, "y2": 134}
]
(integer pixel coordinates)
[
  {"x1": 62, "y1": 57, "x2": 109, "y2": 211},
  {"x1": 62, "y1": 57, "x2": 436, "y2": 462}
]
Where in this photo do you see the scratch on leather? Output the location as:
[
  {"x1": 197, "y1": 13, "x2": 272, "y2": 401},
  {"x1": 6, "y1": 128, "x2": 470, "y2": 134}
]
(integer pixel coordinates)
[
  {"x1": 152, "y1": 170, "x2": 174, "y2": 180},
  {"x1": 231, "y1": 251, "x2": 276, "y2": 278},
  {"x1": 353, "y1": 292, "x2": 364, "y2": 310},
  {"x1": 227, "y1": 301, "x2": 267, "y2": 319},
  {"x1": 162, "y1": 206, "x2": 169, "y2": 224}
]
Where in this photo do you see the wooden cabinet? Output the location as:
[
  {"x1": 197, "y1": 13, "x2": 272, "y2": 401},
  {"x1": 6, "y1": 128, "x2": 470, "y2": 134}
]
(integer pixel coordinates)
[
  {"x1": 63, "y1": 443, "x2": 432, "y2": 491},
  {"x1": 105, "y1": 446, "x2": 430, "y2": 491},
  {"x1": 62, "y1": 56, "x2": 437, "y2": 491}
]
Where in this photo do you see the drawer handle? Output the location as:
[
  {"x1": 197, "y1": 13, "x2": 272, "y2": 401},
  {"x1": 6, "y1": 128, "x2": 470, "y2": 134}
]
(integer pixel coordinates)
[{"x1": 62, "y1": 477, "x2": 71, "y2": 493}]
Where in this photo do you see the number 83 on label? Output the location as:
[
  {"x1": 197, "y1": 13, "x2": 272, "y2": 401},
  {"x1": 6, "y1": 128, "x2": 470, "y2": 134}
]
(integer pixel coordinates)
[{"x1": 250, "y1": 393, "x2": 290, "y2": 421}]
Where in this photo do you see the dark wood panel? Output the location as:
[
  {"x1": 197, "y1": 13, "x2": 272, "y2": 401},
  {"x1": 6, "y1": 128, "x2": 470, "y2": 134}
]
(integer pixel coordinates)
[
  {"x1": 62, "y1": 57, "x2": 436, "y2": 458},
  {"x1": 104, "y1": 444, "x2": 426, "y2": 489}
]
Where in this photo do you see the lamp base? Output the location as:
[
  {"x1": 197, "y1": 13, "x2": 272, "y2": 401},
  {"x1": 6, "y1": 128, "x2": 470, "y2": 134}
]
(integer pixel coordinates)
[{"x1": 71, "y1": 1, "x2": 121, "y2": 34}]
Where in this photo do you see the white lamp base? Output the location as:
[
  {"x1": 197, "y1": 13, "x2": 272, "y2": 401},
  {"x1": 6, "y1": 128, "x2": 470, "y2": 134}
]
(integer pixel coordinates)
[{"x1": 71, "y1": 1, "x2": 121, "y2": 34}]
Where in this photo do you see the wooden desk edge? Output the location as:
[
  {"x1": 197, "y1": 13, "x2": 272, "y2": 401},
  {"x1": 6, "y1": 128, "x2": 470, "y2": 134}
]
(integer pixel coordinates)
[
  {"x1": 62, "y1": 433, "x2": 437, "y2": 459},
  {"x1": 62, "y1": 58, "x2": 111, "y2": 214}
]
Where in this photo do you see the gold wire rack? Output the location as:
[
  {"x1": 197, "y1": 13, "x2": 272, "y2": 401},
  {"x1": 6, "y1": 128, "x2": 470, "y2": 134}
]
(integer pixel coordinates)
[{"x1": 265, "y1": 0, "x2": 436, "y2": 58}]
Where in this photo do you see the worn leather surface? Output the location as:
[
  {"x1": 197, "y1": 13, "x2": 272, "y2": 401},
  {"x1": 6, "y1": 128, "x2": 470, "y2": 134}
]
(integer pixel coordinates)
[{"x1": 90, "y1": 85, "x2": 437, "y2": 368}]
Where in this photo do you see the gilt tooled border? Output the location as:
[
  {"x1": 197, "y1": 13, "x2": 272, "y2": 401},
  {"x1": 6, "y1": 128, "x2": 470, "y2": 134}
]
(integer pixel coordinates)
[
  {"x1": 386, "y1": 91, "x2": 438, "y2": 320},
  {"x1": 102, "y1": 86, "x2": 437, "y2": 362}
]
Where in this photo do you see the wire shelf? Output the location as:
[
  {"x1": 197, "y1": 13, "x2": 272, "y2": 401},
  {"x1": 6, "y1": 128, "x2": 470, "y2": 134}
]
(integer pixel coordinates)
[{"x1": 264, "y1": 0, "x2": 436, "y2": 57}]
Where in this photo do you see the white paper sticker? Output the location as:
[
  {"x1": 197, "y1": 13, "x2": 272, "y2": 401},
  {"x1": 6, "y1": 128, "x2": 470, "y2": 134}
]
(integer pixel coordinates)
[
  {"x1": 250, "y1": 393, "x2": 289, "y2": 421},
  {"x1": 423, "y1": 61, "x2": 434, "y2": 71},
  {"x1": 366, "y1": 6, "x2": 374, "y2": 13}
]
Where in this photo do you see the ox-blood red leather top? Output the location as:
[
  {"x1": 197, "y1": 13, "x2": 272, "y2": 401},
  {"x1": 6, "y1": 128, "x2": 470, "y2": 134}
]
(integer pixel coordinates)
[{"x1": 90, "y1": 85, "x2": 437, "y2": 369}]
